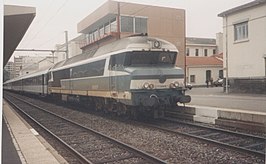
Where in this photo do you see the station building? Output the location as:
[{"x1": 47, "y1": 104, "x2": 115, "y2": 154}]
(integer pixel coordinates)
[
  {"x1": 186, "y1": 54, "x2": 223, "y2": 86},
  {"x1": 186, "y1": 37, "x2": 217, "y2": 57},
  {"x1": 77, "y1": 0, "x2": 186, "y2": 68},
  {"x1": 218, "y1": 0, "x2": 266, "y2": 94},
  {"x1": 185, "y1": 34, "x2": 223, "y2": 86}
]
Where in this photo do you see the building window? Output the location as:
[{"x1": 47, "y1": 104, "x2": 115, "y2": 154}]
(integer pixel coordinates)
[
  {"x1": 120, "y1": 16, "x2": 147, "y2": 34},
  {"x1": 190, "y1": 75, "x2": 195, "y2": 83},
  {"x1": 213, "y1": 49, "x2": 216, "y2": 55},
  {"x1": 204, "y1": 49, "x2": 208, "y2": 56},
  {"x1": 135, "y1": 17, "x2": 147, "y2": 34},
  {"x1": 186, "y1": 48, "x2": 190, "y2": 56},
  {"x1": 121, "y1": 16, "x2": 134, "y2": 33},
  {"x1": 234, "y1": 21, "x2": 248, "y2": 41},
  {"x1": 195, "y1": 49, "x2": 199, "y2": 56}
]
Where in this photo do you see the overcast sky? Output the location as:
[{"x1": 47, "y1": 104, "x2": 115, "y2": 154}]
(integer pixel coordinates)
[{"x1": 4, "y1": 0, "x2": 253, "y2": 58}]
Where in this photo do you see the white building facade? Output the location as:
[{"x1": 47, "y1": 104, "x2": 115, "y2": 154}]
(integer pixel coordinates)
[
  {"x1": 186, "y1": 37, "x2": 217, "y2": 57},
  {"x1": 14, "y1": 56, "x2": 46, "y2": 76},
  {"x1": 186, "y1": 55, "x2": 223, "y2": 86},
  {"x1": 219, "y1": 0, "x2": 266, "y2": 94}
]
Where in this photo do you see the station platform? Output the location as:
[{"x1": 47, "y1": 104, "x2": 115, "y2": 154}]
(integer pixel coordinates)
[
  {"x1": 187, "y1": 105, "x2": 266, "y2": 125},
  {"x1": 2, "y1": 100, "x2": 66, "y2": 164},
  {"x1": 181, "y1": 88, "x2": 266, "y2": 132}
]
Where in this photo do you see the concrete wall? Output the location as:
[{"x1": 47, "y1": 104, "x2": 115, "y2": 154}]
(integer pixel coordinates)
[
  {"x1": 187, "y1": 66, "x2": 222, "y2": 86},
  {"x1": 228, "y1": 77, "x2": 266, "y2": 94}
]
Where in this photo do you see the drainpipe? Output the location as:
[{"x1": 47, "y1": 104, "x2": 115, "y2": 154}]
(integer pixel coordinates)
[{"x1": 225, "y1": 16, "x2": 229, "y2": 94}]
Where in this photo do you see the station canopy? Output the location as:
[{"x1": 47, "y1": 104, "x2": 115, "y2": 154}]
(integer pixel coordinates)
[{"x1": 4, "y1": 5, "x2": 36, "y2": 66}]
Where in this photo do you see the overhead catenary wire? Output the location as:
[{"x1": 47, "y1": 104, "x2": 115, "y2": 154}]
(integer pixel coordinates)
[{"x1": 24, "y1": 0, "x2": 70, "y2": 48}]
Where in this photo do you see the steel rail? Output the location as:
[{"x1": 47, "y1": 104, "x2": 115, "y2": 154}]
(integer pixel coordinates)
[
  {"x1": 142, "y1": 118, "x2": 265, "y2": 158},
  {"x1": 162, "y1": 117, "x2": 266, "y2": 141},
  {"x1": 4, "y1": 93, "x2": 166, "y2": 164},
  {"x1": 4, "y1": 96, "x2": 93, "y2": 164}
]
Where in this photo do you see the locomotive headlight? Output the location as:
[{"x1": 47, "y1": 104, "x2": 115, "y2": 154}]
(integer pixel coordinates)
[
  {"x1": 170, "y1": 81, "x2": 180, "y2": 88},
  {"x1": 143, "y1": 82, "x2": 150, "y2": 89},
  {"x1": 174, "y1": 81, "x2": 180, "y2": 87},
  {"x1": 169, "y1": 83, "x2": 176, "y2": 88},
  {"x1": 148, "y1": 83, "x2": 155, "y2": 89}
]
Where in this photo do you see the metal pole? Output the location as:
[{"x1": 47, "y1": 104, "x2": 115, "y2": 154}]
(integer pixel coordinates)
[
  {"x1": 65, "y1": 31, "x2": 69, "y2": 59},
  {"x1": 117, "y1": 2, "x2": 121, "y2": 40},
  {"x1": 184, "y1": 10, "x2": 187, "y2": 86},
  {"x1": 51, "y1": 51, "x2": 55, "y2": 63}
]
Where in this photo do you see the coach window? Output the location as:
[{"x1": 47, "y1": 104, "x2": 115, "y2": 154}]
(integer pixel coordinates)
[{"x1": 38, "y1": 76, "x2": 41, "y2": 85}]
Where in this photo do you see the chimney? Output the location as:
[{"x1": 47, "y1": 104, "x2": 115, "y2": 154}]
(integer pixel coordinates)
[{"x1": 216, "y1": 32, "x2": 223, "y2": 54}]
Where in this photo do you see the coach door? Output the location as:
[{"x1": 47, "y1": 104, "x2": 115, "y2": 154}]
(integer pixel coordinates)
[{"x1": 42, "y1": 74, "x2": 44, "y2": 95}]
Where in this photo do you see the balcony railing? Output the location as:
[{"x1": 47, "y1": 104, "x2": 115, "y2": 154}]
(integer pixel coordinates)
[{"x1": 79, "y1": 32, "x2": 118, "y2": 49}]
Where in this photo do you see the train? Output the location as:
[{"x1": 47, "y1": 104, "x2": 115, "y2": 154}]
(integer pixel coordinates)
[{"x1": 4, "y1": 36, "x2": 191, "y2": 117}]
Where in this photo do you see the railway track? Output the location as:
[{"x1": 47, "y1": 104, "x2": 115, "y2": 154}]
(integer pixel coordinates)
[
  {"x1": 142, "y1": 117, "x2": 266, "y2": 158},
  {"x1": 4, "y1": 94, "x2": 166, "y2": 164}
]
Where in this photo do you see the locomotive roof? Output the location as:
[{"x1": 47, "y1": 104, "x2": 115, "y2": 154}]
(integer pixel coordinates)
[{"x1": 51, "y1": 36, "x2": 178, "y2": 71}]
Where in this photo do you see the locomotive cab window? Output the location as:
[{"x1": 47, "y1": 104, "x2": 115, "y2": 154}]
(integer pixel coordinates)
[
  {"x1": 126, "y1": 51, "x2": 176, "y2": 67},
  {"x1": 109, "y1": 53, "x2": 126, "y2": 70},
  {"x1": 109, "y1": 51, "x2": 176, "y2": 68}
]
